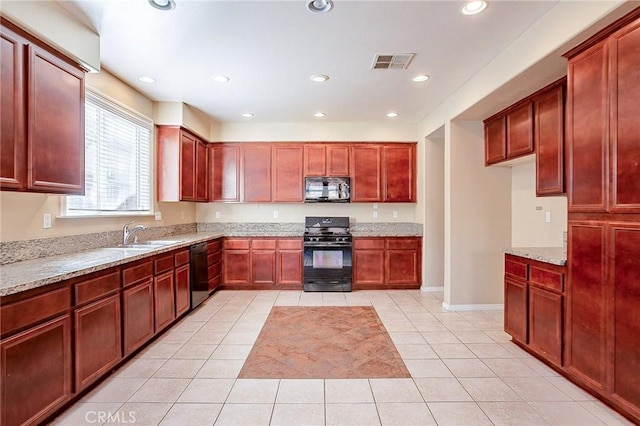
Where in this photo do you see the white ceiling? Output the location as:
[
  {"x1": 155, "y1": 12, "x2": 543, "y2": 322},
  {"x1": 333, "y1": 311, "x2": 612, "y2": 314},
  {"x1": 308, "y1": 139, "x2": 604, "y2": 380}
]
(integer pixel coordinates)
[{"x1": 59, "y1": 0, "x2": 564, "y2": 124}]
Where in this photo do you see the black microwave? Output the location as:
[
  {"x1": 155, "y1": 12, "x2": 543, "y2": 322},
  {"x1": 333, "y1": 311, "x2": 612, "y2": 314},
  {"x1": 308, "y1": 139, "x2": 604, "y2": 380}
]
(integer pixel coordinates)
[{"x1": 304, "y1": 177, "x2": 350, "y2": 203}]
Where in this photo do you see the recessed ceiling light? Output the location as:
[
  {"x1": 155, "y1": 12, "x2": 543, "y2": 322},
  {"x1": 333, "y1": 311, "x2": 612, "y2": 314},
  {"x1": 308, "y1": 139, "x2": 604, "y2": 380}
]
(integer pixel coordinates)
[
  {"x1": 241, "y1": 113, "x2": 255, "y2": 118},
  {"x1": 313, "y1": 112, "x2": 326, "y2": 118},
  {"x1": 386, "y1": 112, "x2": 399, "y2": 118},
  {"x1": 148, "y1": 0, "x2": 176, "y2": 11},
  {"x1": 307, "y1": 0, "x2": 334, "y2": 13},
  {"x1": 310, "y1": 74, "x2": 330, "y2": 83},
  {"x1": 138, "y1": 76, "x2": 156, "y2": 83},
  {"x1": 460, "y1": 0, "x2": 487, "y2": 15},
  {"x1": 211, "y1": 75, "x2": 230, "y2": 83},
  {"x1": 412, "y1": 74, "x2": 430, "y2": 82}
]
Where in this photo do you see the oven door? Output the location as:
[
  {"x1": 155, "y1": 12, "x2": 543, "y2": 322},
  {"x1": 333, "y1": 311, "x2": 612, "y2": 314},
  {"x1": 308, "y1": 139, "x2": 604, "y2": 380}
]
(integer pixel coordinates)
[{"x1": 303, "y1": 245, "x2": 352, "y2": 291}]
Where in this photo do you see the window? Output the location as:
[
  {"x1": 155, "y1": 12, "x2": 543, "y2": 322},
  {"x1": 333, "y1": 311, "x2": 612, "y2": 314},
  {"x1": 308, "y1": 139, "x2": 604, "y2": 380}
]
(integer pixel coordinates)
[{"x1": 64, "y1": 90, "x2": 153, "y2": 217}]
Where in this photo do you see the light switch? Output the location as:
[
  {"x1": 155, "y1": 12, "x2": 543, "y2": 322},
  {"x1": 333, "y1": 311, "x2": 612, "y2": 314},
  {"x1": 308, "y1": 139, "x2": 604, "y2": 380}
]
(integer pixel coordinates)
[
  {"x1": 545, "y1": 211, "x2": 551, "y2": 223},
  {"x1": 392, "y1": 211, "x2": 398, "y2": 218},
  {"x1": 154, "y1": 211, "x2": 162, "y2": 221},
  {"x1": 273, "y1": 210, "x2": 279, "y2": 219},
  {"x1": 215, "y1": 211, "x2": 221, "y2": 219},
  {"x1": 373, "y1": 211, "x2": 378, "y2": 219},
  {"x1": 43, "y1": 213, "x2": 52, "y2": 229}
]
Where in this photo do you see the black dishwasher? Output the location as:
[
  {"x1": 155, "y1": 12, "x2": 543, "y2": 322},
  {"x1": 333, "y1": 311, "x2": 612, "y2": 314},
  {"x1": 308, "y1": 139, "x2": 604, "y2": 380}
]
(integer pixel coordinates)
[{"x1": 190, "y1": 243, "x2": 209, "y2": 309}]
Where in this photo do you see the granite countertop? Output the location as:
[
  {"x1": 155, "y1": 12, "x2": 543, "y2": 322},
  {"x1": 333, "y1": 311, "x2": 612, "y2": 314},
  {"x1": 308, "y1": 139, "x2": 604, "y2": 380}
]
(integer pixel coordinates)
[{"x1": 503, "y1": 247, "x2": 567, "y2": 266}]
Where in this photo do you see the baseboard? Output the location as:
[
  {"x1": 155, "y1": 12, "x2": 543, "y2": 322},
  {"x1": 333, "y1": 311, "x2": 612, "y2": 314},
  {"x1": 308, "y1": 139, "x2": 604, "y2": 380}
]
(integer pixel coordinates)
[
  {"x1": 420, "y1": 285, "x2": 444, "y2": 292},
  {"x1": 441, "y1": 302, "x2": 504, "y2": 311}
]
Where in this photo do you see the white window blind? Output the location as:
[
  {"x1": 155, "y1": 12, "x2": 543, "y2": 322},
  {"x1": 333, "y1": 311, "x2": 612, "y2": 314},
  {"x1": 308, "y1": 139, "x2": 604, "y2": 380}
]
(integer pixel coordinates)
[{"x1": 65, "y1": 90, "x2": 152, "y2": 216}]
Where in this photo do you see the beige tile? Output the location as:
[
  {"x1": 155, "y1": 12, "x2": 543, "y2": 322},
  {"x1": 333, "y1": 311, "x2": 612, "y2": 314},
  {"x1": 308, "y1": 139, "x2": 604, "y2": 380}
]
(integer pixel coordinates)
[
  {"x1": 113, "y1": 358, "x2": 167, "y2": 378},
  {"x1": 478, "y1": 401, "x2": 550, "y2": 425},
  {"x1": 200, "y1": 320, "x2": 235, "y2": 332},
  {"x1": 427, "y1": 402, "x2": 493, "y2": 426},
  {"x1": 404, "y1": 359, "x2": 454, "y2": 378},
  {"x1": 172, "y1": 343, "x2": 217, "y2": 359},
  {"x1": 452, "y1": 331, "x2": 496, "y2": 344},
  {"x1": 271, "y1": 403, "x2": 325, "y2": 426},
  {"x1": 220, "y1": 331, "x2": 259, "y2": 345},
  {"x1": 382, "y1": 320, "x2": 418, "y2": 332},
  {"x1": 188, "y1": 329, "x2": 227, "y2": 345},
  {"x1": 136, "y1": 342, "x2": 183, "y2": 359},
  {"x1": 500, "y1": 342, "x2": 534, "y2": 358},
  {"x1": 502, "y1": 377, "x2": 572, "y2": 402},
  {"x1": 177, "y1": 378, "x2": 235, "y2": 403},
  {"x1": 226, "y1": 379, "x2": 280, "y2": 403},
  {"x1": 545, "y1": 376, "x2": 596, "y2": 401},
  {"x1": 579, "y1": 401, "x2": 636, "y2": 426},
  {"x1": 472, "y1": 320, "x2": 505, "y2": 331},
  {"x1": 442, "y1": 359, "x2": 496, "y2": 378},
  {"x1": 395, "y1": 344, "x2": 439, "y2": 359},
  {"x1": 229, "y1": 320, "x2": 265, "y2": 332},
  {"x1": 376, "y1": 402, "x2": 436, "y2": 425},
  {"x1": 414, "y1": 378, "x2": 473, "y2": 402},
  {"x1": 431, "y1": 343, "x2": 477, "y2": 359},
  {"x1": 153, "y1": 359, "x2": 206, "y2": 378},
  {"x1": 458, "y1": 378, "x2": 522, "y2": 402},
  {"x1": 196, "y1": 359, "x2": 244, "y2": 378},
  {"x1": 52, "y1": 402, "x2": 123, "y2": 425},
  {"x1": 169, "y1": 318, "x2": 205, "y2": 333},
  {"x1": 82, "y1": 377, "x2": 147, "y2": 403},
  {"x1": 128, "y1": 378, "x2": 191, "y2": 403},
  {"x1": 432, "y1": 312, "x2": 465, "y2": 323},
  {"x1": 159, "y1": 403, "x2": 222, "y2": 425},
  {"x1": 110, "y1": 402, "x2": 172, "y2": 425},
  {"x1": 157, "y1": 329, "x2": 197, "y2": 345},
  {"x1": 483, "y1": 358, "x2": 539, "y2": 377},
  {"x1": 520, "y1": 357, "x2": 561, "y2": 377},
  {"x1": 529, "y1": 401, "x2": 606, "y2": 425},
  {"x1": 420, "y1": 331, "x2": 461, "y2": 344},
  {"x1": 276, "y1": 379, "x2": 324, "y2": 403},
  {"x1": 209, "y1": 344, "x2": 253, "y2": 360},
  {"x1": 466, "y1": 343, "x2": 515, "y2": 358},
  {"x1": 214, "y1": 403, "x2": 273, "y2": 425},
  {"x1": 443, "y1": 321, "x2": 479, "y2": 332},
  {"x1": 411, "y1": 321, "x2": 448, "y2": 332},
  {"x1": 388, "y1": 331, "x2": 427, "y2": 345},
  {"x1": 483, "y1": 330, "x2": 514, "y2": 343},
  {"x1": 325, "y1": 403, "x2": 381, "y2": 426},
  {"x1": 325, "y1": 379, "x2": 375, "y2": 403},
  {"x1": 369, "y1": 378, "x2": 424, "y2": 403}
]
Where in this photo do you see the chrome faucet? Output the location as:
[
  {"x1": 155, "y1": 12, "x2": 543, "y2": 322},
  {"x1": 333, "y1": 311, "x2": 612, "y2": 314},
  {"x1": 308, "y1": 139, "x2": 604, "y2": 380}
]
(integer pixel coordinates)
[{"x1": 123, "y1": 221, "x2": 147, "y2": 244}]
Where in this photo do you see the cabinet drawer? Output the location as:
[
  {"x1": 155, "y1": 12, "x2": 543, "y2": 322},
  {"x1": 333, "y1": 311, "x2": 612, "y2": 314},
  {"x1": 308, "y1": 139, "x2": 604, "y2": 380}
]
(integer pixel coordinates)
[
  {"x1": 175, "y1": 249, "x2": 190, "y2": 267},
  {"x1": 252, "y1": 239, "x2": 276, "y2": 249},
  {"x1": 207, "y1": 239, "x2": 222, "y2": 251},
  {"x1": 122, "y1": 260, "x2": 153, "y2": 287},
  {"x1": 277, "y1": 239, "x2": 302, "y2": 250},
  {"x1": 530, "y1": 266, "x2": 564, "y2": 292},
  {"x1": 75, "y1": 269, "x2": 121, "y2": 306},
  {"x1": 505, "y1": 256, "x2": 528, "y2": 280},
  {"x1": 154, "y1": 253, "x2": 174, "y2": 274},
  {"x1": 1, "y1": 286, "x2": 71, "y2": 337},
  {"x1": 386, "y1": 238, "x2": 420, "y2": 249},
  {"x1": 224, "y1": 238, "x2": 250, "y2": 250},
  {"x1": 208, "y1": 262, "x2": 221, "y2": 279},
  {"x1": 353, "y1": 238, "x2": 385, "y2": 249}
]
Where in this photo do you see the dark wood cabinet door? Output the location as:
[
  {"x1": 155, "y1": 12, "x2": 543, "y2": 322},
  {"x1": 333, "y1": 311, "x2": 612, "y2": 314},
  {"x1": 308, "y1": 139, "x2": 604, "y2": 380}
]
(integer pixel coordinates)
[
  {"x1": 223, "y1": 250, "x2": 251, "y2": 285},
  {"x1": 0, "y1": 25, "x2": 26, "y2": 190},
  {"x1": 195, "y1": 139, "x2": 208, "y2": 202},
  {"x1": 567, "y1": 40, "x2": 609, "y2": 212},
  {"x1": 535, "y1": 81, "x2": 565, "y2": 196},
  {"x1": 277, "y1": 250, "x2": 302, "y2": 285},
  {"x1": 304, "y1": 144, "x2": 326, "y2": 176},
  {"x1": 528, "y1": 285, "x2": 562, "y2": 366},
  {"x1": 484, "y1": 115, "x2": 506, "y2": 165},
  {"x1": 180, "y1": 131, "x2": 197, "y2": 201},
  {"x1": 242, "y1": 145, "x2": 271, "y2": 202},
  {"x1": 353, "y1": 242, "x2": 385, "y2": 285},
  {"x1": 609, "y1": 18, "x2": 640, "y2": 213},
  {"x1": 506, "y1": 101, "x2": 534, "y2": 159},
  {"x1": 154, "y1": 271, "x2": 175, "y2": 333},
  {"x1": 123, "y1": 278, "x2": 154, "y2": 355},
  {"x1": 1, "y1": 315, "x2": 72, "y2": 426},
  {"x1": 383, "y1": 144, "x2": 416, "y2": 202},
  {"x1": 327, "y1": 145, "x2": 350, "y2": 176},
  {"x1": 610, "y1": 223, "x2": 640, "y2": 409},
  {"x1": 175, "y1": 263, "x2": 190, "y2": 317},
  {"x1": 74, "y1": 294, "x2": 121, "y2": 391},
  {"x1": 210, "y1": 144, "x2": 240, "y2": 202},
  {"x1": 566, "y1": 222, "x2": 607, "y2": 392},
  {"x1": 351, "y1": 145, "x2": 382, "y2": 202},
  {"x1": 251, "y1": 250, "x2": 276, "y2": 284},
  {"x1": 27, "y1": 43, "x2": 84, "y2": 194},
  {"x1": 273, "y1": 145, "x2": 303, "y2": 202},
  {"x1": 504, "y1": 278, "x2": 528, "y2": 344}
]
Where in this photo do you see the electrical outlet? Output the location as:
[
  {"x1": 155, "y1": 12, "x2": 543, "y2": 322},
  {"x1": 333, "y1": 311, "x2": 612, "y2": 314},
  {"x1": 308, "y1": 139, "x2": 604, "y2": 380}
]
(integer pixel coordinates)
[
  {"x1": 392, "y1": 211, "x2": 398, "y2": 218},
  {"x1": 373, "y1": 211, "x2": 378, "y2": 219},
  {"x1": 43, "y1": 213, "x2": 52, "y2": 229},
  {"x1": 154, "y1": 211, "x2": 162, "y2": 221},
  {"x1": 373, "y1": 203, "x2": 378, "y2": 210},
  {"x1": 273, "y1": 210, "x2": 279, "y2": 219},
  {"x1": 215, "y1": 211, "x2": 221, "y2": 219},
  {"x1": 545, "y1": 211, "x2": 551, "y2": 223}
]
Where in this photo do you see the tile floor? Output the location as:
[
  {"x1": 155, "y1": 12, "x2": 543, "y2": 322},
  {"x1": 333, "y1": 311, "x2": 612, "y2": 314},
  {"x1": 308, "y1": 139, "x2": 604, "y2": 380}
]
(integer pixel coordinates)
[{"x1": 53, "y1": 290, "x2": 633, "y2": 425}]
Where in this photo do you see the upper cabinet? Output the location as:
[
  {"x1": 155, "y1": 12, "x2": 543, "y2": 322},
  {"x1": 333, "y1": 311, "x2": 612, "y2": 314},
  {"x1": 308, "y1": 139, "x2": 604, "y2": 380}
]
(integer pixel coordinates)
[
  {"x1": 565, "y1": 10, "x2": 640, "y2": 213},
  {"x1": 304, "y1": 144, "x2": 350, "y2": 176},
  {"x1": 157, "y1": 126, "x2": 208, "y2": 202},
  {"x1": 273, "y1": 145, "x2": 304, "y2": 202},
  {"x1": 484, "y1": 101, "x2": 534, "y2": 166},
  {"x1": 241, "y1": 144, "x2": 271, "y2": 202},
  {"x1": 209, "y1": 144, "x2": 240, "y2": 202},
  {"x1": 1, "y1": 19, "x2": 85, "y2": 195},
  {"x1": 351, "y1": 145, "x2": 382, "y2": 202}
]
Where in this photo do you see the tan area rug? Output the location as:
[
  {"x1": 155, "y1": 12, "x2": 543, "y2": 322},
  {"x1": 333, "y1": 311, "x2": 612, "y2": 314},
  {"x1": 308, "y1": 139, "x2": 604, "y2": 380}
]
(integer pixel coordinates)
[{"x1": 238, "y1": 306, "x2": 410, "y2": 379}]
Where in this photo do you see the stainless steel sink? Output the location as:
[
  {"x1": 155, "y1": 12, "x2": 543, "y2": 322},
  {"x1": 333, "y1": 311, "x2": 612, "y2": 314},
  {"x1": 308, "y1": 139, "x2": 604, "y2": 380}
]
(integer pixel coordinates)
[{"x1": 106, "y1": 240, "x2": 182, "y2": 251}]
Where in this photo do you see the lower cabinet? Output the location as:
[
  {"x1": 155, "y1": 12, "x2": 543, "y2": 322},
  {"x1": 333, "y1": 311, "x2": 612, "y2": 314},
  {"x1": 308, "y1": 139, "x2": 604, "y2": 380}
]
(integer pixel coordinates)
[
  {"x1": 175, "y1": 262, "x2": 190, "y2": 317},
  {"x1": 122, "y1": 277, "x2": 154, "y2": 356},
  {"x1": 277, "y1": 239, "x2": 303, "y2": 286},
  {"x1": 251, "y1": 239, "x2": 276, "y2": 284},
  {"x1": 223, "y1": 238, "x2": 251, "y2": 285},
  {"x1": 154, "y1": 271, "x2": 176, "y2": 333},
  {"x1": 353, "y1": 237, "x2": 422, "y2": 289},
  {"x1": 207, "y1": 239, "x2": 222, "y2": 292}
]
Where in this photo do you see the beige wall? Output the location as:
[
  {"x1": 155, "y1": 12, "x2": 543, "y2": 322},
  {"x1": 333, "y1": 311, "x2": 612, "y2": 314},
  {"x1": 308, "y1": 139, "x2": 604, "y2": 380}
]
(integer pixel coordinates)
[
  {"x1": 511, "y1": 161, "x2": 567, "y2": 247},
  {"x1": 423, "y1": 134, "x2": 445, "y2": 289}
]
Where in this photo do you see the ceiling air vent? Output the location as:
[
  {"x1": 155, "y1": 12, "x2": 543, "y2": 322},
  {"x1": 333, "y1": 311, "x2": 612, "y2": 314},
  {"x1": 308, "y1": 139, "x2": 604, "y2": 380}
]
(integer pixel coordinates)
[{"x1": 372, "y1": 53, "x2": 415, "y2": 70}]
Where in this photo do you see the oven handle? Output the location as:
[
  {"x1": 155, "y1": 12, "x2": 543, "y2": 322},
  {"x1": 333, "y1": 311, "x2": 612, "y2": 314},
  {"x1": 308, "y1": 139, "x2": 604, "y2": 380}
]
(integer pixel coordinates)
[{"x1": 303, "y1": 242, "x2": 353, "y2": 248}]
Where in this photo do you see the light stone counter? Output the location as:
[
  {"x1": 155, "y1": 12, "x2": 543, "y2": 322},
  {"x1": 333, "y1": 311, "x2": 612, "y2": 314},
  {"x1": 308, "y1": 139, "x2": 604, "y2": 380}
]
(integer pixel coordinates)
[{"x1": 503, "y1": 247, "x2": 567, "y2": 266}]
